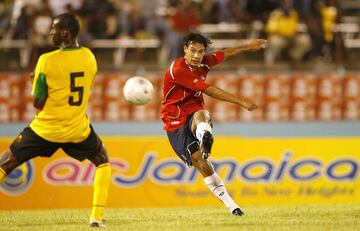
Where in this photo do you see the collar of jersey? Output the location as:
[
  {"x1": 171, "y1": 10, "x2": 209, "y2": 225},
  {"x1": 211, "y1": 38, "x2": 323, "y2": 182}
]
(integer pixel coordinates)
[{"x1": 60, "y1": 46, "x2": 82, "y2": 51}]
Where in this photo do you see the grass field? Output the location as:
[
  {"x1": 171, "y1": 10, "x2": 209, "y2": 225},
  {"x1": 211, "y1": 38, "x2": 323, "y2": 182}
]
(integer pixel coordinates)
[{"x1": 0, "y1": 205, "x2": 359, "y2": 231}]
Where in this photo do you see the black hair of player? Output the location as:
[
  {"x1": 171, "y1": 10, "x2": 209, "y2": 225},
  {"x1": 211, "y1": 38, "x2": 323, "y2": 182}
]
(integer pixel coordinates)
[
  {"x1": 55, "y1": 13, "x2": 80, "y2": 38},
  {"x1": 184, "y1": 33, "x2": 212, "y2": 49}
]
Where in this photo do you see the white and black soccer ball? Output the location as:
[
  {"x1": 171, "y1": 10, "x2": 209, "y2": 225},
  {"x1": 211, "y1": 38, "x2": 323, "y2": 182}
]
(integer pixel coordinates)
[{"x1": 123, "y1": 76, "x2": 154, "y2": 105}]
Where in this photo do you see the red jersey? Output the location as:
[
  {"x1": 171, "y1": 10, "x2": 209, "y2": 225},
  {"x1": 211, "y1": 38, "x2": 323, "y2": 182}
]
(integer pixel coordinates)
[{"x1": 160, "y1": 51, "x2": 225, "y2": 131}]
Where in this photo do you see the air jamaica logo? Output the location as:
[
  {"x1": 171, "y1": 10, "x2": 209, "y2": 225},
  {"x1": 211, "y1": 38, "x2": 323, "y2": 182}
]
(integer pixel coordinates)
[{"x1": 0, "y1": 161, "x2": 34, "y2": 196}]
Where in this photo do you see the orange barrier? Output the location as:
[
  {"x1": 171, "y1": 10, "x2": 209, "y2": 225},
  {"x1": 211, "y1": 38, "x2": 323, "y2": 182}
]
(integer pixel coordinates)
[
  {"x1": 289, "y1": 73, "x2": 316, "y2": 121},
  {"x1": 0, "y1": 72, "x2": 359, "y2": 123}
]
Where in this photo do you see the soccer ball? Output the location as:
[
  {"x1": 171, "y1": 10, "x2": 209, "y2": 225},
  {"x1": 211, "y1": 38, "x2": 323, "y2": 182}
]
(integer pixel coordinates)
[{"x1": 123, "y1": 76, "x2": 154, "y2": 105}]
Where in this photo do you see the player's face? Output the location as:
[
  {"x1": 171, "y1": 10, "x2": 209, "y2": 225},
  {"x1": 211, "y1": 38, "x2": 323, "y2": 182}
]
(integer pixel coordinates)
[
  {"x1": 49, "y1": 19, "x2": 64, "y2": 46},
  {"x1": 184, "y1": 42, "x2": 205, "y2": 67}
]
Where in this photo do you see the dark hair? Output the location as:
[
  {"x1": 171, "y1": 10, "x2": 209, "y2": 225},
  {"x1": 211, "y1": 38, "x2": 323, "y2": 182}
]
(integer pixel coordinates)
[
  {"x1": 184, "y1": 33, "x2": 212, "y2": 49},
  {"x1": 55, "y1": 13, "x2": 80, "y2": 38}
]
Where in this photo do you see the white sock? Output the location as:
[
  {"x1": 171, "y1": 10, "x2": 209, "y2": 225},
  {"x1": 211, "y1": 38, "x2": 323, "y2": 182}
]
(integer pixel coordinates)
[
  {"x1": 196, "y1": 122, "x2": 212, "y2": 141},
  {"x1": 204, "y1": 173, "x2": 238, "y2": 212}
]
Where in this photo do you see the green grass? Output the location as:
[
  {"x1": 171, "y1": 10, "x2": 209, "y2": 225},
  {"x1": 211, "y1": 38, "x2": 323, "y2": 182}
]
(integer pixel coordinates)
[{"x1": 0, "y1": 205, "x2": 359, "y2": 231}]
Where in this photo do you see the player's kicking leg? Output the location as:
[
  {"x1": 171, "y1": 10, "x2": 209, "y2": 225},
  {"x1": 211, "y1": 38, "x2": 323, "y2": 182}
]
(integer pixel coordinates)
[
  {"x1": 0, "y1": 150, "x2": 22, "y2": 183},
  {"x1": 191, "y1": 110, "x2": 213, "y2": 159},
  {"x1": 87, "y1": 146, "x2": 111, "y2": 228},
  {"x1": 191, "y1": 151, "x2": 244, "y2": 216},
  {"x1": 190, "y1": 110, "x2": 244, "y2": 216}
]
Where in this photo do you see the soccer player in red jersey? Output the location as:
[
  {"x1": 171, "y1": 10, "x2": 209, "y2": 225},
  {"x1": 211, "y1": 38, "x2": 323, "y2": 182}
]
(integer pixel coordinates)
[{"x1": 160, "y1": 33, "x2": 267, "y2": 216}]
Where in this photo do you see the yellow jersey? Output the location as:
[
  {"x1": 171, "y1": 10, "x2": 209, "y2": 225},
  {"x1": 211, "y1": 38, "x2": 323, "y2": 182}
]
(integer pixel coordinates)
[
  {"x1": 266, "y1": 9, "x2": 299, "y2": 38},
  {"x1": 30, "y1": 47, "x2": 97, "y2": 143},
  {"x1": 322, "y1": 6, "x2": 337, "y2": 42}
]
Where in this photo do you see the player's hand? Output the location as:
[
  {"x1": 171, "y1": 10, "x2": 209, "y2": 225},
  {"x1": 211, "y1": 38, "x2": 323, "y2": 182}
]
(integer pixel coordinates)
[
  {"x1": 244, "y1": 101, "x2": 258, "y2": 111},
  {"x1": 246, "y1": 39, "x2": 267, "y2": 51}
]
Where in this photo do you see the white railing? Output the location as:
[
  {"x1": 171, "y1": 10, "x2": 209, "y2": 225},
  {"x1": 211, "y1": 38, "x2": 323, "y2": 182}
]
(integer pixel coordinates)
[
  {"x1": 89, "y1": 38, "x2": 163, "y2": 67},
  {"x1": 0, "y1": 39, "x2": 31, "y2": 68}
]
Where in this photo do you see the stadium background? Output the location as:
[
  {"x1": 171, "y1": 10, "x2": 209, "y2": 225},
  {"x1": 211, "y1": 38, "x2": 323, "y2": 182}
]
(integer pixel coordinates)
[{"x1": 0, "y1": 0, "x2": 359, "y2": 210}]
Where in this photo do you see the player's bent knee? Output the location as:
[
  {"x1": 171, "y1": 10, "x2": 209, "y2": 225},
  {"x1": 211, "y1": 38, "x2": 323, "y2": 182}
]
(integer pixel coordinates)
[
  {"x1": 0, "y1": 150, "x2": 22, "y2": 174},
  {"x1": 88, "y1": 146, "x2": 109, "y2": 167},
  {"x1": 193, "y1": 110, "x2": 210, "y2": 122}
]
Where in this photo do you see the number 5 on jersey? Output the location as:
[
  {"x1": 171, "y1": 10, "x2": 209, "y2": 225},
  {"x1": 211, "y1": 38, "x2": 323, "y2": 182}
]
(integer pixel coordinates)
[{"x1": 68, "y1": 72, "x2": 84, "y2": 106}]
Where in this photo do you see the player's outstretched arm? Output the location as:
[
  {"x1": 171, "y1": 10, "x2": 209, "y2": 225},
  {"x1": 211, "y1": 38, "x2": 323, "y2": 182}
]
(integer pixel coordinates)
[
  {"x1": 223, "y1": 39, "x2": 267, "y2": 59},
  {"x1": 204, "y1": 86, "x2": 257, "y2": 111}
]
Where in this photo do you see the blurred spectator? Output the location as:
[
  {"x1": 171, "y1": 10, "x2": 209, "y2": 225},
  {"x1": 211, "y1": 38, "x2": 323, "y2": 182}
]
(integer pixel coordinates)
[
  {"x1": 246, "y1": 0, "x2": 279, "y2": 22},
  {"x1": 293, "y1": 0, "x2": 312, "y2": 20},
  {"x1": 137, "y1": 0, "x2": 173, "y2": 41},
  {"x1": 31, "y1": 0, "x2": 53, "y2": 46},
  {"x1": 81, "y1": 0, "x2": 117, "y2": 39},
  {"x1": 322, "y1": 0, "x2": 339, "y2": 44},
  {"x1": 127, "y1": 6, "x2": 147, "y2": 39},
  {"x1": 265, "y1": 0, "x2": 311, "y2": 66},
  {"x1": 305, "y1": 0, "x2": 343, "y2": 68},
  {"x1": 0, "y1": 0, "x2": 353, "y2": 70},
  {"x1": 0, "y1": 0, "x2": 13, "y2": 38},
  {"x1": 119, "y1": 2, "x2": 148, "y2": 38},
  {"x1": 228, "y1": 0, "x2": 250, "y2": 23},
  {"x1": 168, "y1": 0, "x2": 201, "y2": 60},
  {"x1": 198, "y1": 0, "x2": 221, "y2": 23},
  {"x1": 29, "y1": 0, "x2": 53, "y2": 65},
  {"x1": 3, "y1": 0, "x2": 40, "y2": 40},
  {"x1": 307, "y1": 0, "x2": 325, "y2": 58},
  {"x1": 214, "y1": 0, "x2": 229, "y2": 23},
  {"x1": 228, "y1": 0, "x2": 266, "y2": 39},
  {"x1": 48, "y1": 0, "x2": 83, "y2": 16},
  {"x1": 12, "y1": 4, "x2": 33, "y2": 39},
  {"x1": 322, "y1": 0, "x2": 343, "y2": 67}
]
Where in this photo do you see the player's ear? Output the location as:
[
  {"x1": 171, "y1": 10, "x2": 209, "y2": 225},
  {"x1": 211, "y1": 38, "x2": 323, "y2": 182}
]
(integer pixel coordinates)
[
  {"x1": 60, "y1": 30, "x2": 70, "y2": 39},
  {"x1": 61, "y1": 30, "x2": 72, "y2": 43}
]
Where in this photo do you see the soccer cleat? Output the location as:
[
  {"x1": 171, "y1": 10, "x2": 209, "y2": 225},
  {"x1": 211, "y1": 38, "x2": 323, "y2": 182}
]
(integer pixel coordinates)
[
  {"x1": 200, "y1": 131, "x2": 213, "y2": 159},
  {"x1": 232, "y1": 208, "x2": 244, "y2": 216},
  {"x1": 89, "y1": 219, "x2": 106, "y2": 228}
]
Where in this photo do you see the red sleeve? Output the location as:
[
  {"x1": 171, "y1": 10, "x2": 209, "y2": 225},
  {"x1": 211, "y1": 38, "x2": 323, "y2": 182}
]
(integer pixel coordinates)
[
  {"x1": 203, "y1": 51, "x2": 225, "y2": 67},
  {"x1": 170, "y1": 62, "x2": 209, "y2": 92}
]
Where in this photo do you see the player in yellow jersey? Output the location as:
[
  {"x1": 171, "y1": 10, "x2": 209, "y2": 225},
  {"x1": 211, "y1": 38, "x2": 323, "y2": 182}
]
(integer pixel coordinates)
[{"x1": 0, "y1": 13, "x2": 110, "y2": 228}]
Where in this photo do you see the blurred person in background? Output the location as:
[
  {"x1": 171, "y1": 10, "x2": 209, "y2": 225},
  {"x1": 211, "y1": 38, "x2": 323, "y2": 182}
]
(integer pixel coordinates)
[
  {"x1": 0, "y1": 13, "x2": 111, "y2": 228},
  {"x1": 161, "y1": 33, "x2": 266, "y2": 216},
  {"x1": 306, "y1": 0, "x2": 342, "y2": 67},
  {"x1": 137, "y1": 0, "x2": 171, "y2": 37},
  {"x1": 12, "y1": 4, "x2": 34, "y2": 40},
  {"x1": 80, "y1": 0, "x2": 117, "y2": 39},
  {"x1": 137, "y1": 0, "x2": 173, "y2": 63},
  {"x1": 2, "y1": 0, "x2": 39, "y2": 39},
  {"x1": 322, "y1": 0, "x2": 343, "y2": 68},
  {"x1": 228, "y1": 0, "x2": 250, "y2": 23},
  {"x1": 265, "y1": 0, "x2": 311, "y2": 67},
  {"x1": 307, "y1": 0, "x2": 325, "y2": 60},
  {"x1": 168, "y1": 0, "x2": 201, "y2": 60},
  {"x1": 322, "y1": 0, "x2": 339, "y2": 46},
  {"x1": 293, "y1": 0, "x2": 313, "y2": 20},
  {"x1": 30, "y1": 0, "x2": 54, "y2": 64},
  {"x1": 48, "y1": 0, "x2": 83, "y2": 16},
  {"x1": 245, "y1": 0, "x2": 279, "y2": 22},
  {"x1": 213, "y1": 0, "x2": 230, "y2": 23},
  {"x1": 198, "y1": 0, "x2": 221, "y2": 24},
  {"x1": 119, "y1": 1, "x2": 147, "y2": 38},
  {"x1": 0, "y1": 1, "x2": 10, "y2": 37}
]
